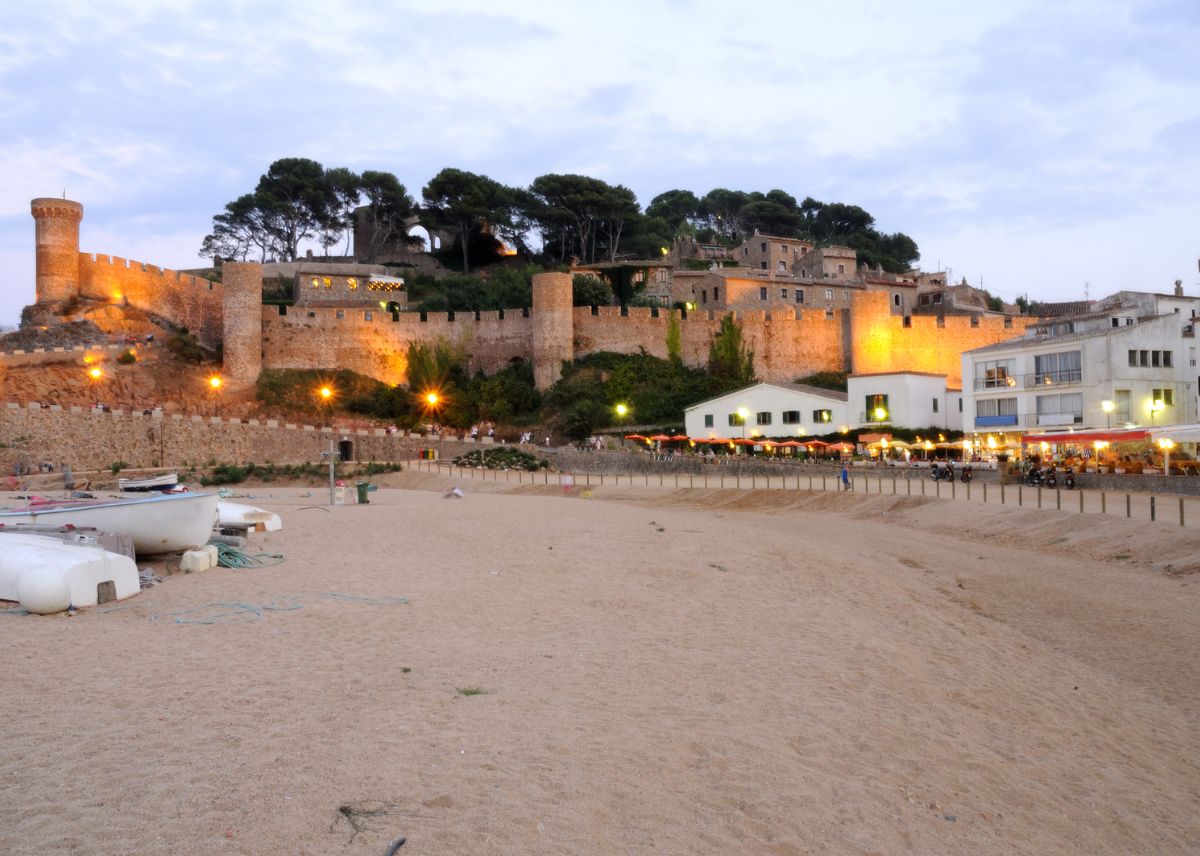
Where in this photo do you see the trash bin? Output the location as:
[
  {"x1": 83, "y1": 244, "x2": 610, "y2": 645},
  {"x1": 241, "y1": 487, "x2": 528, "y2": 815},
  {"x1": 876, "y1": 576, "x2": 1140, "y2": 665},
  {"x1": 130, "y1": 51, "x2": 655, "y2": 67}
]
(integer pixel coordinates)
[{"x1": 356, "y1": 482, "x2": 370, "y2": 504}]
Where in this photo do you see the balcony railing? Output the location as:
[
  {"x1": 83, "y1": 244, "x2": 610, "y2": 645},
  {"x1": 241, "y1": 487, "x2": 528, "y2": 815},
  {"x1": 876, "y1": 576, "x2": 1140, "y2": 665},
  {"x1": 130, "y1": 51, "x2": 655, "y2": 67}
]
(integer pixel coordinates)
[
  {"x1": 973, "y1": 369, "x2": 1082, "y2": 391},
  {"x1": 970, "y1": 411, "x2": 1084, "y2": 430}
]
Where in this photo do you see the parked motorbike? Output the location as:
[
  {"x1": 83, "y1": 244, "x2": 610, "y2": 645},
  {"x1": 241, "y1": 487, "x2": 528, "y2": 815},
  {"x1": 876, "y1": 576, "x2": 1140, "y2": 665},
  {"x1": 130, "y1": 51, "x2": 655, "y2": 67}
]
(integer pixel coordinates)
[
  {"x1": 930, "y1": 464, "x2": 952, "y2": 481},
  {"x1": 1045, "y1": 468, "x2": 1058, "y2": 488},
  {"x1": 1024, "y1": 467, "x2": 1044, "y2": 487},
  {"x1": 959, "y1": 465, "x2": 974, "y2": 483},
  {"x1": 1063, "y1": 467, "x2": 1076, "y2": 490}
]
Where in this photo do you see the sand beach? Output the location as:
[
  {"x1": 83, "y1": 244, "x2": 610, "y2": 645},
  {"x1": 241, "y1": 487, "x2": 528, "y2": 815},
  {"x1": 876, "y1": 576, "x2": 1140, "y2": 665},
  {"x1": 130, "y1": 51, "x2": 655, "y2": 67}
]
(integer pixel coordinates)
[{"x1": 2, "y1": 474, "x2": 1198, "y2": 855}]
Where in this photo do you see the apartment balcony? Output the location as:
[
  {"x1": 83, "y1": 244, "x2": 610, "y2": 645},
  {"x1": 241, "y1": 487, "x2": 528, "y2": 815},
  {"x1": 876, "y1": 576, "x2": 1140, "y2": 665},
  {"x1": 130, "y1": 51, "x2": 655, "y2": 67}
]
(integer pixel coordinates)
[
  {"x1": 969, "y1": 411, "x2": 1085, "y2": 431},
  {"x1": 972, "y1": 369, "x2": 1082, "y2": 391}
]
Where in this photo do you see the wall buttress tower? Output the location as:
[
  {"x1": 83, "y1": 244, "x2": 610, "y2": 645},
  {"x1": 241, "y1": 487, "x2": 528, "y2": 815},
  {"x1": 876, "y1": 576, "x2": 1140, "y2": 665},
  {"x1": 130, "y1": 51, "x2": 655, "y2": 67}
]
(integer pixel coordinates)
[
  {"x1": 531, "y1": 272, "x2": 574, "y2": 390},
  {"x1": 30, "y1": 198, "x2": 83, "y2": 305},
  {"x1": 222, "y1": 262, "x2": 263, "y2": 382}
]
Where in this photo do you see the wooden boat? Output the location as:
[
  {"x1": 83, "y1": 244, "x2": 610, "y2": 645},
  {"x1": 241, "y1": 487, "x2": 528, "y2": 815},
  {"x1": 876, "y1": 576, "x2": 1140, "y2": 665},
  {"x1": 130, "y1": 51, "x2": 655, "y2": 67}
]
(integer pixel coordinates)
[
  {"x1": 0, "y1": 533, "x2": 139, "y2": 613},
  {"x1": 0, "y1": 492, "x2": 220, "y2": 555},
  {"x1": 117, "y1": 472, "x2": 179, "y2": 492},
  {"x1": 218, "y1": 501, "x2": 283, "y2": 532}
]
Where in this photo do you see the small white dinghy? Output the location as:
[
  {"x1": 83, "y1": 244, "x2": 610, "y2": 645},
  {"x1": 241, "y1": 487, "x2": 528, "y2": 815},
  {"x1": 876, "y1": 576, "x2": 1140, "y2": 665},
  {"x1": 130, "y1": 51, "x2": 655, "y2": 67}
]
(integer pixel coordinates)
[
  {"x1": 118, "y1": 472, "x2": 179, "y2": 492},
  {"x1": 0, "y1": 492, "x2": 220, "y2": 555},
  {"x1": 0, "y1": 533, "x2": 139, "y2": 614},
  {"x1": 217, "y1": 501, "x2": 282, "y2": 532}
]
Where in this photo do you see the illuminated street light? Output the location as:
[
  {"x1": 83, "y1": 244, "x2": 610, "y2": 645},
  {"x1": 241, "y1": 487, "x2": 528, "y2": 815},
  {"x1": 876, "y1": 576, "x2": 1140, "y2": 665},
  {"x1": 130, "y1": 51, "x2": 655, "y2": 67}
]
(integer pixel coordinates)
[
  {"x1": 87, "y1": 367, "x2": 103, "y2": 380},
  {"x1": 736, "y1": 406, "x2": 749, "y2": 441},
  {"x1": 425, "y1": 392, "x2": 439, "y2": 407},
  {"x1": 1150, "y1": 398, "x2": 1165, "y2": 426},
  {"x1": 615, "y1": 403, "x2": 628, "y2": 417},
  {"x1": 1101, "y1": 399, "x2": 1114, "y2": 428},
  {"x1": 208, "y1": 376, "x2": 222, "y2": 390}
]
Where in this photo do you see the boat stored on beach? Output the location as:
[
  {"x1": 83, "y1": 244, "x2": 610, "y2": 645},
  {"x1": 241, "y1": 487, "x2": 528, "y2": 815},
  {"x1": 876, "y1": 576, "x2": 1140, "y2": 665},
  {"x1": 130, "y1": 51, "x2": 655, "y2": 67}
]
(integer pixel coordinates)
[
  {"x1": 0, "y1": 533, "x2": 140, "y2": 613},
  {"x1": 117, "y1": 472, "x2": 179, "y2": 492},
  {"x1": 0, "y1": 492, "x2": 220, "y2": 555}
]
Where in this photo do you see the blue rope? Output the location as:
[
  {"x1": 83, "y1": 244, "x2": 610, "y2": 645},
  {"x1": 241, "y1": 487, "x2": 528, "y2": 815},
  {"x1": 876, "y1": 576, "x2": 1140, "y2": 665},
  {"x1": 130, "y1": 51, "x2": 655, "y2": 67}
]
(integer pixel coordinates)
[{"x1": 149, "y1": 592, "x2": 407, "y2": 624}]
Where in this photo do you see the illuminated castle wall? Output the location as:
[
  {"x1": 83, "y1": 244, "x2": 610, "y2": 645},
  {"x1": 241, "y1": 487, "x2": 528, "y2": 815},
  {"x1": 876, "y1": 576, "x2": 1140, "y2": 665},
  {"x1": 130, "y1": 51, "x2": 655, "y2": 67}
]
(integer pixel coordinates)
[{"x1": 30, "y1": 198, "x2": 1032, "y2": 390}]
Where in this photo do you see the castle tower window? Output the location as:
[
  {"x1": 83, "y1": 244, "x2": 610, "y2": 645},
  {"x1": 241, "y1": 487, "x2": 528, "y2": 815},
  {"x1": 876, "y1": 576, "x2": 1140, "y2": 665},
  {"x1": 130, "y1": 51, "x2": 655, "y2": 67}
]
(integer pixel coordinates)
[
  {"x1": 311, "y1": 278, "x2": 320, "y2": 288},
  {"x1": 713, "y1": 286, "x2": 719, "y2": 301},
  {"x1": 893, "y1": 294, "x2": 901, "y2": 307},
  {"x1": 347, "y1": 278, "x2": 357, "y2": 290},
  {"x1": 824, "y1": 289, "x2": 833, "y2": 300},
  {"x1": 795, "y1": 290, "x2": 804, "y2": 303},
  {"x1": 780, "y1": 288, "x2": 788, "y2": 299},
  {"x1": 837, "y1": 264, "x2": 845, "y2": 274},
  {"x1": 323, "y1": 277, "x2": 332, "y2": 288},
  {"x1": 760, "y1": 242, "x2": 767, "y2": 252},
  {"x1": 760, "y1": 261, "x2": 767, "y2": 270},
  {"x1": 759, "y1": 287, "x2": 768, "y2": 300}
]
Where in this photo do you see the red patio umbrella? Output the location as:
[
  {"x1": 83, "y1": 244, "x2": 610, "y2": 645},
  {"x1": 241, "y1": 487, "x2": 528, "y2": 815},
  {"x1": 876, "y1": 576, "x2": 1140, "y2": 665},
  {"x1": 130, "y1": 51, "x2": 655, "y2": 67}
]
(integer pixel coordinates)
[
  {"x1": 624, "y1": 434, "x2": 647, "y2": 441},
  {"x1": 649, "y1": 434, "x2": 673, "y2": 442},
  {"x1": 670, "y1": 434, "x2": 690, "y2": 441}
]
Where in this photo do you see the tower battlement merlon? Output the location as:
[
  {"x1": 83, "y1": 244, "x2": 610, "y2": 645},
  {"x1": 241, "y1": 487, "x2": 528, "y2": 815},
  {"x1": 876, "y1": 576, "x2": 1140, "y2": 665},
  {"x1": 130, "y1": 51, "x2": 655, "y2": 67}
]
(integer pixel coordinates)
[{"x1": 30, "y1": 197, "x2": 84, "y2": 305}]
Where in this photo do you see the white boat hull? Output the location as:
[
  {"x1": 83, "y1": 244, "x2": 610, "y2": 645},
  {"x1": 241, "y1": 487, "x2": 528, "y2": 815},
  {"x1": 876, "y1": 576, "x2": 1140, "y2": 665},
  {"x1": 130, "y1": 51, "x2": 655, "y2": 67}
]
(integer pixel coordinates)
[
  {"x1": 0, "y1": 533, "x2": 140, "y2": 611},
  {"x1": 218, "y1": 501, "x2": 283, "y2": 532},
  {"x1": 118, "y1": 473, "x2": 179, "y2": 492},
  {"x1": 0, "y1": 492, "x2": 220, "y2": 555}
]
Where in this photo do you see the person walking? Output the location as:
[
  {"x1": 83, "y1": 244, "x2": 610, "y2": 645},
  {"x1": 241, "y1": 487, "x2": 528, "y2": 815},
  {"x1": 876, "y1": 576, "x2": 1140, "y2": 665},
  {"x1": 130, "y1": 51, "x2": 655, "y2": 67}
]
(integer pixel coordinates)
[{"x1": 840, "y1": 460, "x2": 852, "y2": 491}]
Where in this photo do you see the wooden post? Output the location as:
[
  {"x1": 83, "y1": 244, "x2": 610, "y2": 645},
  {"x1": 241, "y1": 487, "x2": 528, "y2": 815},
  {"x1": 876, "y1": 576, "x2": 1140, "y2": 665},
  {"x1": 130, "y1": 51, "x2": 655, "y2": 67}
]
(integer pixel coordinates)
[
  {"x1": 1038, "y1": 486, "x2": 1042, "y2": 508},
  {"x1": 967, "y1": 482, "x2": 971, "y2": 501},
  {"x1": 951, "y1": 480, "x2": 956, "y2": 499},
  {"x1": 1055, "y1": 489, "x2": 1060, "y2": 510},
  {"x1": 1019, "y1": 484, "x2": 1023, "y2": 506},
  {"x1": 907, "y1": 478, "x2": 911, "y2": 496},
  {"x1": 892, "y1": 478, "x2": 897, "y2": 495},
  {"x1": 983, "y1": 483, "x2": 988, "y2": 503},
  {"x1": 1101, "y1": 491, "x2": 1106, "y2": 514},
  {"x1": 1180, "y1": 497, "x2": 1185, "y2": 527},
  {"x1": 1079, "y1": 490, "x2": 1084, "y2": 513},
  {"x1": 1126, "y1": 494, "x2": 1131, "y2": 518},
  {"x1": 1150, "y1": 496, "x2": 1156, "y2": 522}
]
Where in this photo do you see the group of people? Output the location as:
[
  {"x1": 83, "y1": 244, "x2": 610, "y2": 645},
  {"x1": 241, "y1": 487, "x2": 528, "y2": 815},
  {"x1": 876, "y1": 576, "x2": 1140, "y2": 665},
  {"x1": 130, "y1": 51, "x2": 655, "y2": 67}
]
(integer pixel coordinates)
[{"x1": 468, "y1": 422, "x2": 496, "y2": 440}]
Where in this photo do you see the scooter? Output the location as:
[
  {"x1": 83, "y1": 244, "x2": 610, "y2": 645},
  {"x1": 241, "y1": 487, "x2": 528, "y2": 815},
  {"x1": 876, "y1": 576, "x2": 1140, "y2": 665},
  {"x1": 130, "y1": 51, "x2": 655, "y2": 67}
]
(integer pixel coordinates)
[
  {"x1": 1044, "y1": 468, "x2": 1058, "y2": 488},
  {"x1": 930, "y1": 463, "x2": 952, "y2": 481},
  {"x1": 1024, "y1": 467, "x2": 1044, "y2": 487},
  {"x1": 1063, "y1": 467, "x2": 1076, "y2": 490},
  {"x1": 959, "y1": 465, "x2": 974, "y2": 483}
]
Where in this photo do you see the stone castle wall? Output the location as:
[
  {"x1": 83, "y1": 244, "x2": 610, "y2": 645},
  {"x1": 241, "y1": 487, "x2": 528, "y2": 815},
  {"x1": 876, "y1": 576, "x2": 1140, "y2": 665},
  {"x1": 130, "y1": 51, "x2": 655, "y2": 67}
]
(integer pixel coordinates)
[
  {"x1": 0, "y1": 402, "x2": 437, "y2": 473},
  {"x1": 261, "y1": 305, "x2": 536, "y2": 386},
  {"x1": 78, "y1": 254, "x2": 225, "y2": 349}
]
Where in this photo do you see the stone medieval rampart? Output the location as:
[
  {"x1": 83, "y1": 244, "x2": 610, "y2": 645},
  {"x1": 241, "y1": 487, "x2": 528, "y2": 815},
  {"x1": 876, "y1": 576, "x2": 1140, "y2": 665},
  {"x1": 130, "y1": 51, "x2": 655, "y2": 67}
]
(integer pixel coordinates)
[{"x1": 78, "y1": 253, "x2": 225, "y2": 349}]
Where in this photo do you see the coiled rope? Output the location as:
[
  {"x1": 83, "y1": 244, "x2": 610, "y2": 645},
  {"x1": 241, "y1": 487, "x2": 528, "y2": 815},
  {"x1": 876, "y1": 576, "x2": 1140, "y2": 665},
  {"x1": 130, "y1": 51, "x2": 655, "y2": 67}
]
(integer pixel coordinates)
[
  {"x1": 150, "y1": 592, "x2": 409, "y2": 625},
  {"x1": 215, "y1": 543, "x2": 285, "y2": 568}
]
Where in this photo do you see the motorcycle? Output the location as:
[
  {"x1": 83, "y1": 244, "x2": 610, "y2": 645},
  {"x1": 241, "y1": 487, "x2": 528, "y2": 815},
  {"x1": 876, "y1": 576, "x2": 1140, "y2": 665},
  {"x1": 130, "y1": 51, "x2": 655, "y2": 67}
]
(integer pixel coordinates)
[
  {"x1": 1024, "y1": 467, "x2": 1044, "y2": 487},
  {"x1": 1045, "y1": 468, "x2": 1058, "y2": 488},
  {"x1": 930, "y1": 464, "x2": 952, "y2": 481},
  {"x1": 1063, "y1": 467, "x2": 1076, "y2": 490},
  {"x1": 959, "y1": 465, "x2": 974, "y2": 483}
]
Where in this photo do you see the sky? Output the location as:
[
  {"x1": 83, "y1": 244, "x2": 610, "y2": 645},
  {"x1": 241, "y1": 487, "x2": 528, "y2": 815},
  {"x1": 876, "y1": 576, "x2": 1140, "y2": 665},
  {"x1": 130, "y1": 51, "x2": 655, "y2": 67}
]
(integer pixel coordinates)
[{"x1": 1, "y1": 0, "x2": 1198, "y2": 326}]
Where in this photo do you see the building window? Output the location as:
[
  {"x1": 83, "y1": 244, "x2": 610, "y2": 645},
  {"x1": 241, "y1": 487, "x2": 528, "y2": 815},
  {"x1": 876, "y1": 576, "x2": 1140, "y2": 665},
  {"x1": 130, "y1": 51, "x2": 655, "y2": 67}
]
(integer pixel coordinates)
[
  {"x1": 1129, "y1": 349, "x2": 1138, "y2": 367},
  {"x1": 1034, "y1": 350, "x2": 1081, "y2": 385},
  {"x1": 704, "y1": 414, "x2": 714, "y2": 428},
  {"x1": 865, "y1": 393, "x2": 889, "y2": 421},
  {"x1": 778, "y1": 261, "x2": 786, "y2": 272},
  {"x1": 976, "y1": 397, "x2": 1018, "y2": 426},
  {"x1": 780, "y1": 288, "x2": 788, "y2": 299},
  {"x1": 1152, "y1": 388, "x2": 1175, "y2": 407},
  {"x1": 335, "y1": 310, "x2": 345, "y2": 319},
  {"x1": 932, "y1": 398, "x2": 939, "y2": 413},
  {"x1": 1140, "y1": 350, "x2": 1149, "y2": 366},
  {"x1": 781, "y1": 244, "x2": 788, "y2": 254},
  {"x1": 323, "y1": 277, "x2": 332, "y2": 288},
  {"x1": 713, "y1": 286, "x2": 719, "y2": 301},
  {"x1": 824, "y1": 289, "x2": 833, "y2": 300},
  {"x1": 800, "y1": 269, "x2": 808, "y2": 277},
  {"x1": 347, "y1": 278, "x2": 358, "y2": 290},
  {"x1": 310, "y1": 277, "x2": 320, "y2": 288},
  {"x1": 1164, "y1": 350, "x2": 1173, "y2": 367},
  {"x1": 364, "y1": 311, "x2": 373, "y2": 321},
  {"x1": 812, "y1": 409, "x2": 832, "y2": 423},
  {"x1": 760, "y1": 262, "x2": 767, "y2": 270},
  {"x1": 801, "y1": 247, "x2": 808, "y2": 254},
  {"x1": 1115, "y1": 389, "x2": 1132, "y2": 421},
  {"x1": 933, "y1": 293, "x2": 943, "y2": 304},
  {"x1": 837, "y1": 264, "x2": 845, "y2": 274},
  {"x1": 958, "y1": 398, "x2": 963, "y2": 412},
  {"x1": 759, "y1": 287, "x2": 768, "y2": 300},
  {"x1": 701, "y1": 290, "x2": 707, "y2": 304},
  {"x1": 893, "y1": 294, "x2": 901, "y2": 307},
  {"x1": 782, "y1": 411, "x2": 800, "y2": 424},
  {"x1": 728, "y1": 412, "x2": 745, "y2": 426},
  {"x1": 743, "y1": 247, "x2": 748, "y2": 256},
  {"x1": 795, "y1": 290, "x2": 804, "y2": 304},
  {"x1": 1036, "y1": 392, "x2": 1084, "y2": 425},
  {"x1": 760, "y1": 242, "x2": 767, "y2": 252},
  {"x1": 975, "y1": 359, "x2": 1015, "y2": 389},
  {"x1": 1152, "y1": 351, "x2": 1161, "y2": 367},
  {"x1": 756, "y1": 411, "x2": 772, "y2": 425}
]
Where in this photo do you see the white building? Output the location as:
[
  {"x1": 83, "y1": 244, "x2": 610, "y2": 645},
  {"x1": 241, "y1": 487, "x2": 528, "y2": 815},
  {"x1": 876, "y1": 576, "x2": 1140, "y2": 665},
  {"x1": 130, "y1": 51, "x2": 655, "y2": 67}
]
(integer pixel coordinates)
[
  {"x1": 847, "y1": 372, "x2": 963, "y2": 432},
  {"x1": 684, "y1": 382, "x2": 849, "y2": 439},
  {"x1": 961, "y1": 308, "x2": 1197, "y2": 436},
  {"x1": 683, "y1": 373, "x2": 962, "y2": 438}
]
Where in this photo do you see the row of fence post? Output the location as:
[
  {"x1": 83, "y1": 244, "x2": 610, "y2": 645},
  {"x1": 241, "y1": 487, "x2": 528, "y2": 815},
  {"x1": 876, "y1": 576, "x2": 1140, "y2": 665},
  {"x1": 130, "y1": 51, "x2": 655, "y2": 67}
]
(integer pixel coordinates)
[{"x1": 410, "y1": 460, "x2": 1189, "y2": 526}]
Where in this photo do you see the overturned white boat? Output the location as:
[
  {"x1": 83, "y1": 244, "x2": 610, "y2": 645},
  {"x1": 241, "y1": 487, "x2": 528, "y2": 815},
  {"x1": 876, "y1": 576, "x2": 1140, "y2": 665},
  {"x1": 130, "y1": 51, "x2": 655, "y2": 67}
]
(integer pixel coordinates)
[
  {"x1": 0, "y1": 533, "x2": 140, "y2": 613},
  {"x1": 118, "y1": 472, "x2": 179, "y2": 492},
  {"x1": 217, "y1": 501, "x2": 282, "y2": 532},
  {"x1": 0, "y1": 492, "x2": 220, "y2": 555}
]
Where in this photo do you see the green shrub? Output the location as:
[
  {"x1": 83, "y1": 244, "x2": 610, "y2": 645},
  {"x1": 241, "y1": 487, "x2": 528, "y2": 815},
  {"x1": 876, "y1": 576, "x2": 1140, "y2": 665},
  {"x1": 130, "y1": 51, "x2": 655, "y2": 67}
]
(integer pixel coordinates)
[
  {"x1": 116, "y1": 349, "x2": 137, "y2": 364},
  {"x1": 110, "y1": 461, "x2": 129, "y2": 474},
  {"x1": 200, "y1": 464, "x2": 247, "y2": 485}
]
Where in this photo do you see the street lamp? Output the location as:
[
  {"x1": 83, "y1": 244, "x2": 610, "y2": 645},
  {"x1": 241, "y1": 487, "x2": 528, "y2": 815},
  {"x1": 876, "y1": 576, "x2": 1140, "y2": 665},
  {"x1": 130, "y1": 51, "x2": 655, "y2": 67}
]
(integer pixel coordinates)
[
  {"x1": 1150, "y1": 398, "x2": 1165, "y2": 426},
  {"x1": 736, "y1": 406, "x2": 749, "y2": 441},
  {"x1": 1101, "y1": 399, "x2": 1114, "y2": 428},
  {"x1": 1158, "y1": 438, "x2": 1175, "y2": 475},
  {"x1": 208, "y1": 375, "x2": 223, "y2": 416},
  {"x1": 615, "y1": 402, "x2": 629, "y2": 418}
]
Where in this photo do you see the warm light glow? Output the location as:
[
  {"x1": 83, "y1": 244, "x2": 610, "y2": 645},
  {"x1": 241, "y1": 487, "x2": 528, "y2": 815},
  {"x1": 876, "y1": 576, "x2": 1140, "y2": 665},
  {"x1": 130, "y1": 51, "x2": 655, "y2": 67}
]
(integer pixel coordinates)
[
  {"x1": 839, "y1": 426, "x2": 849, "y2": 435},
  {"x1": 736, "y1": 407, "x2": 749, "y2": 419},
  {"x1": 660, "y1": 247, "x2": 669, "y2": 255},
  {"x1": 208, "y1": 376, "x2": 222, "y2": 390},
  {"x1": 1151, "y1": 398, "x2": 1165, "y2": 413},
  {"x1": 319, "y1": 386, "x2": 333, "y2": 400},
  {"x1": 1093, "y1": 440, "x2": 1109, "y2": 451},
  {"x1": 750, "y1": 429, "x2": 760, "y2": 438},
  {"x1": 1158, "y1": 438, "x2": 1176, "y2": 450},
  {"x1": 1101, "y1": 400, "x2": 1114, "y2": 413},
  {"x1": 425, "y1": 392, "x2": 439, "y2": 406},
  {"x1": 873, "y1": 407, "x2": 887, "y2": 420},
  {"x1": 938, "y1": 434, "x2": 946, "y2": 442},
  {"x1": 880, "y1": 437, "x2": 889, "y2": 448},
  {"x1": 923, "y1": 440, "x2": 934, "y2": 451},
  {"x1": 615, "y1": 403, "x2": 629, "y2": 417},
  {"x1": 685, "y1": 302, "x2": 696, "y2": 311},
  {"x1": 986, "y1": 436, "x2": 997, "y2": 449},
  {"x1": 88, "y1": 367, "x2": 103, "y2": 380},
  {"x1": 111, "y1": 291, "x2": 123, "y2": 303},
  {"x1": 1040, "y1": 441, "x2": 1050, "y2": 452}
]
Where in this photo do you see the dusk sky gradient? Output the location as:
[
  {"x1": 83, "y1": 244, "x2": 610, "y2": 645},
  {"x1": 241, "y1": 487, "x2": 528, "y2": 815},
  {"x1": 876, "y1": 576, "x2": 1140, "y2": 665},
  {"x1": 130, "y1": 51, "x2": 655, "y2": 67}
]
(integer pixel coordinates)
[{"x1": 1, "y1": 0, "x2": 1197, "y2": 325}]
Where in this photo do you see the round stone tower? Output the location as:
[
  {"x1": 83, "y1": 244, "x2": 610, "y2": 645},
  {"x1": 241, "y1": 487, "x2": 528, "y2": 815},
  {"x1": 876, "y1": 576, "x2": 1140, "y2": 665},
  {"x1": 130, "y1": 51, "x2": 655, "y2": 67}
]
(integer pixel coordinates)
[
  {"x1": 531, "y1": 272, "x2": 574, "y2": 390},
  {"x1": 30, "y1": 198, "x2": 84, "y2": 305},
  {"x1": 221, "y1": 261, "x2": 264, "y2": 383}
]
